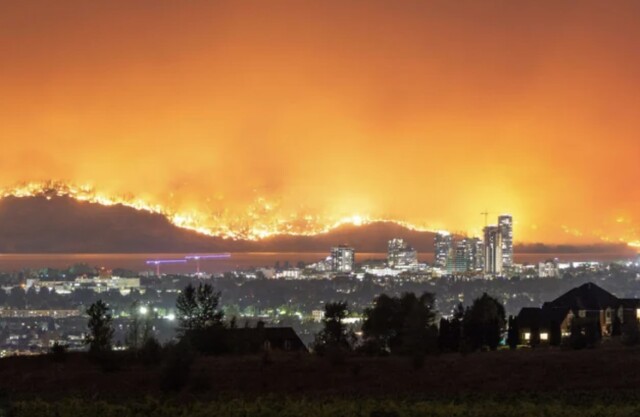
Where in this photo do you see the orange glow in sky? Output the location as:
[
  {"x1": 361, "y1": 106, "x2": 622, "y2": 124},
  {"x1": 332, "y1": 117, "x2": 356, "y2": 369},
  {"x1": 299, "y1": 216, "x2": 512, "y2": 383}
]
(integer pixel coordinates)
[{"x1": 0, "y1": 1, "x2": 639, "y2": 244}]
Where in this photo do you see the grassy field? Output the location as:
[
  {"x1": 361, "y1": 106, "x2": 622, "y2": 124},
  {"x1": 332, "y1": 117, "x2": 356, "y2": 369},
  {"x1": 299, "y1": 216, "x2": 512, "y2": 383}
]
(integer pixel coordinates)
[
  {"x1": 2, "y1": 344, "x2": 640, "y2": 415},
  {"x1": 8, "y1": 396, "x2": 640, "y2": 417}
]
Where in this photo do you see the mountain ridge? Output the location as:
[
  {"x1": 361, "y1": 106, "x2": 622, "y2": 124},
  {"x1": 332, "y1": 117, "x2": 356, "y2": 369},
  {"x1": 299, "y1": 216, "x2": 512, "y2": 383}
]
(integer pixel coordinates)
[{"x1": 0, "y1": 196, "x2": 634, "y2": 255}]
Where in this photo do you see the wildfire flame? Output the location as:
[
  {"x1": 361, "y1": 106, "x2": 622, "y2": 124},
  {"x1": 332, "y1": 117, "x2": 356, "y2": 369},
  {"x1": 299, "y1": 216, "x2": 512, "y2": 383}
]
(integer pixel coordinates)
[
  {"x1": 0, "y1": 181, "x2": 435, "y2": 241},
  {"x1": 0, "y1": 181, "x2": 638, "y2": 251}
]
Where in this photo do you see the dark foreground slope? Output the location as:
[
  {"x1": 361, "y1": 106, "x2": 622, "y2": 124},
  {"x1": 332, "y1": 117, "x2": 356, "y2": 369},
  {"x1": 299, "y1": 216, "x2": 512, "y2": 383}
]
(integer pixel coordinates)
[
  {"x1": 2, "y1": 346, "x2": 640, "y2": 399},
  {"x1": 5, "y1": 346, "x2": 640, "y2": 417}
]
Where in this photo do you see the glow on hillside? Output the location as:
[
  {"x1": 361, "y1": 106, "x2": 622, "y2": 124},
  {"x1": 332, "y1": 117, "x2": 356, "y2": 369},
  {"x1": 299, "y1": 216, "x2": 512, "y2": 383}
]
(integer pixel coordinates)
[
  {"x1": 0, "y1": 181, "x2": 436, "y2": 241},
  {"x1": 1, "y1": 181, "x2": 638, "y2": 251}
]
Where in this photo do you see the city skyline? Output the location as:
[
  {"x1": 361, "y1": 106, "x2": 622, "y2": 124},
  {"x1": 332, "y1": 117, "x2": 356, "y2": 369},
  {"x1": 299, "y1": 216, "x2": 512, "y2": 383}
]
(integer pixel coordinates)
[
  {"x1": 1, "y1": 1, "x2": 639, "y2": 247},
  {"x1": 2, "y1": 2, "x2": 640, "y2": 412}
]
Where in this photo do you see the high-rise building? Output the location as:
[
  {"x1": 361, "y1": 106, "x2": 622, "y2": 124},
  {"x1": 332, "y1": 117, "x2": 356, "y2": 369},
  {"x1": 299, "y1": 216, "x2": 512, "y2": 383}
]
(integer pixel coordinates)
[
  {"x1": 331, "y1": 245, "x2": 355, "y2": 273},
  {"x1": 498, "y1": 214, "x2": 513, "y2": 269},
  {"x1": 483, "y1": 225, "x2": 503, "y2": 275},
  {"x1": 467, "y1": 237, "x2": 484, "y2": 271},
  {"x1": 387, "y1": 238, "x2": 418, "y2": 269},
  {"x1": 451, "y1": 240, "x2": 470, "y2": 273},
  {"x1": 434, "y1": 231, "x2": 453, "y2": 269},
  {"x1": 448, "y1": 237, "x2": 484, "y2": 273}
]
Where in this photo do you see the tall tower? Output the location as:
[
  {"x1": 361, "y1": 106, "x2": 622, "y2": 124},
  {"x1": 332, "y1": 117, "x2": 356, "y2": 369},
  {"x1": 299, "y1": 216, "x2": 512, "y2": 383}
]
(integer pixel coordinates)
[
  {"x1": 434, "y1": 231, "x2": 453, "y2": 269},
  {"x1": 452, "y1": 239, "x2": 470, "y2": 273},
  {"x1": 331, "y1": 245, "x2": 355, "y2": 273},
  {"x1": 498, "y1": 214, "x2": 513, "y2": 269},
  {"x1": 466, "y1": 237, "x2": 484, "y2": 271},
  {"x1": 483, "y1": 225, "x2": 503, "y2": 275}
]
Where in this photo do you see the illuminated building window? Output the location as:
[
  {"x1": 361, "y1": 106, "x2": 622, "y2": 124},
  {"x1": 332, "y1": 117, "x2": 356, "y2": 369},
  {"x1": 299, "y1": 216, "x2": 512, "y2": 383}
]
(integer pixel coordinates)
[
  {"x1": 540, "y1": 332, "x2": 549, "y2": 341},
  {"x1": 524, "y1": 332, "x2": 531, "y2": 340}
]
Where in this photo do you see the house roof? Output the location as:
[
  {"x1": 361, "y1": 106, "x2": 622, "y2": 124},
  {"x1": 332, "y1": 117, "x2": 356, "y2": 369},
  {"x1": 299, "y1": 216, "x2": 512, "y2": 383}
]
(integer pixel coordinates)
[
  {"x1": 226, "y1": 327, "x2": 301, "y2": 339},
  {"x1": 517, "y1": 306, "x2": 571, "y2": 329},
  {"x1": 544, "y1": 282, "x2": 620, "y2": 311},
  {"x1": 516, "y1": 282, "x2": 640, "y2": 330},
  {"x1": 225, "y1": 326, "x2": 307, "y2": 350},
  {"x1": 517, "y1": 307, "x2": 541, "y2": 328}
]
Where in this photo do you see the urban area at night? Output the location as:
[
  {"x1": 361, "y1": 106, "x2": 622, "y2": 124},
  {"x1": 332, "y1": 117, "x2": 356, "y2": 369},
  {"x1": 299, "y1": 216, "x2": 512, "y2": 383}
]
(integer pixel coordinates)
[{"x1": 1, "y1": 1, "x2": 640, "y2": 416}]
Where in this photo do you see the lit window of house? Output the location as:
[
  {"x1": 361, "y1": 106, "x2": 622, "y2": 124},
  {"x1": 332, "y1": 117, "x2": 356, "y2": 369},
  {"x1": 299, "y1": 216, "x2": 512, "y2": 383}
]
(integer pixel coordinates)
[
  {"x1": 540, "y1": 332, "x2": 549, "y2": 341},
  {"x1": 524, "y1": 332, "x2": 531, "y2": 340},
  {"x1": 579, "y1": 310, "x2": 586, "y2": 318}
]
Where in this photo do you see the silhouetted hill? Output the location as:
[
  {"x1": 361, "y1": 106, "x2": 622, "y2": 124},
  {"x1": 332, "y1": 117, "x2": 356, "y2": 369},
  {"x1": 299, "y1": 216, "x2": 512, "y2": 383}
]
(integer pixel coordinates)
[
  {"x1": 0, "y1": 196, "x2": 635, "y2": 255},
  {"x1": 251, "y1": 222, "x2": 440, "y2": 252},
  {"x1": 0, "y1": 196, "x2": 440, "y2": 253},
  {"x1": 0, "y1": 196, "x2": 227, "y2": 253}
]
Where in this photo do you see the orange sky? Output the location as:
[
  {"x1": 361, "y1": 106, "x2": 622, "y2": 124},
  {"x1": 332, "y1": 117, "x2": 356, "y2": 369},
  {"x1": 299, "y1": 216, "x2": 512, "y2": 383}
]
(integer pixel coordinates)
[{"x1": 0, "y1": 1, "x2": 639, "y2": 244}]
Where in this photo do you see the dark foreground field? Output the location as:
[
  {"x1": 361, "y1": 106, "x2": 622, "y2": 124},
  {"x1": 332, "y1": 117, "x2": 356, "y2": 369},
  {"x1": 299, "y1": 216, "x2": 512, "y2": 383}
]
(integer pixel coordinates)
[{"x1": 3, "y1": 345, "x2": 640, "y2": 416}]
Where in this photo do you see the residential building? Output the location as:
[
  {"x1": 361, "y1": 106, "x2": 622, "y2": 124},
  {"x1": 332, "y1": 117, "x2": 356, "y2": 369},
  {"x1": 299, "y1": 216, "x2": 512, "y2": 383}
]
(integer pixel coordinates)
[{"x1": 516, "y1": 282, "x2": 640, "y2": 345}]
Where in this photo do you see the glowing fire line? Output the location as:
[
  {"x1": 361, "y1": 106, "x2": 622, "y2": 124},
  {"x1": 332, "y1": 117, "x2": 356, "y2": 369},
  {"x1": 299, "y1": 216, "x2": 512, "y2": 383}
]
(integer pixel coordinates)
[
  {"x1": 0, "y1": 181, "x2": 436, "y2": 241},
  {"x1": 1, "y1": 181, "x2": 638, "y2": 250}
]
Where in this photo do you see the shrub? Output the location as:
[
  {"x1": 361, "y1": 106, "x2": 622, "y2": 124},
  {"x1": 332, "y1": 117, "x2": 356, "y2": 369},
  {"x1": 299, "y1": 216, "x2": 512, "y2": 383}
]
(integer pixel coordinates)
[
  {"x1": 48, "y1": 342, "x2": 67, "y2": 363},
  {"x1": 139, "y1": 336, "x2": 163, "y2": 366}
]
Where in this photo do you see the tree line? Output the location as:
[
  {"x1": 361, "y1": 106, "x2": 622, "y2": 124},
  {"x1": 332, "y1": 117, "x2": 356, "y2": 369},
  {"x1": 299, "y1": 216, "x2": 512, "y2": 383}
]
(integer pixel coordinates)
[
  {"x1": 312, "y1": 291, "x2": 507, "y2": 366},
  {"x1": 75, "y1": 281, "x2": 640, "y2": 382}
]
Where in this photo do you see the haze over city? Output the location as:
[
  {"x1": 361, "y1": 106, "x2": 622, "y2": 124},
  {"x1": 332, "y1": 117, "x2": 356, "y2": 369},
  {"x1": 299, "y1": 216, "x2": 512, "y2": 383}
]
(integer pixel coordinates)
[
  {"x1": 4, "y1": 2, "x2": 640, "y2": 416},
  {"x1": 1, "y1": 1, "x2": 639, "y2": 246}
]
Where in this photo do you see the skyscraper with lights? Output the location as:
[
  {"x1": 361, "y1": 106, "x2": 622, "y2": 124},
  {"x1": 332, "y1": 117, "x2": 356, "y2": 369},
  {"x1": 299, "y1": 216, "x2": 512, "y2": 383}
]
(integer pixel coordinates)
[
  {"x1": 434, "y1": 231, "x2": 453, "y2": 269},
  {"x1": 498, "y1": 214, "x2": 513, "y2": 270},
  {"x1": 483, "y1": 225, "x2": 503, "y2": 275}
]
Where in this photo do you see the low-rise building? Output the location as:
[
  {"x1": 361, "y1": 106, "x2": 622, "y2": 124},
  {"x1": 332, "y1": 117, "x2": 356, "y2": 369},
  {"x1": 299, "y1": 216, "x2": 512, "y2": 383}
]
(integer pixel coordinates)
[{"x1": 516, "y1": 282, "x2": 640, "y2": 345}]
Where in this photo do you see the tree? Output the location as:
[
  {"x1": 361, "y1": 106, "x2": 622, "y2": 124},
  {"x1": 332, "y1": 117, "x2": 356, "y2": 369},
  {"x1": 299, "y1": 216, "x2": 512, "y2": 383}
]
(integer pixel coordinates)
[
  {"x1": 85, "y1": 300, "x2": 114, "y2": 355},
  {"x1": 438, "y1": 303, "x2": 464, "y2": 352},
  {"x1": 175, "y1": 283, "x2": 225, "y2": 353},
  {"x1": 506, "y1": 315, "x2": 519, "y2": 350},
  {"x1": 176, "y1": 283, "x2": 224, "y2": 334},
  {"x1": 402, "y1": 297, "x2": 438, "y2": 367},
  {"x1": 361, "y1": 294, "x2": 397, "y2": 354},
  {"x1": 313, "y1": 301, "x2": 355, "y2": 355},
  {"x1": 125, "y1": 300, "x2": 153, "y2": 351},
  {"x1": 8, "y1": 287, "x2": 26, "y2": 309},
  {"x1": 462, "y1": 293, "x2": 506, "y2": 351},
  {"x1": 361, "y1": 292, "x2": 437, "y2": 356}
]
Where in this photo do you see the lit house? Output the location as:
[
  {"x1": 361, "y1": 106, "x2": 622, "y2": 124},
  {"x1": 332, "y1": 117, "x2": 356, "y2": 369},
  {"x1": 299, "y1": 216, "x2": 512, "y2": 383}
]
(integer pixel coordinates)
[{"x1": 516, "y1": 282, "x2": 640, "y2": 344}]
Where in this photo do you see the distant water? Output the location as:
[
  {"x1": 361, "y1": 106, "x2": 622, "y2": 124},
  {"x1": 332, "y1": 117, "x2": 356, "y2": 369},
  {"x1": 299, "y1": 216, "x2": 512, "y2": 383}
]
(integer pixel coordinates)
[{"x1": 0, "y1": 252, "x2": 635, "y2": 274}]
